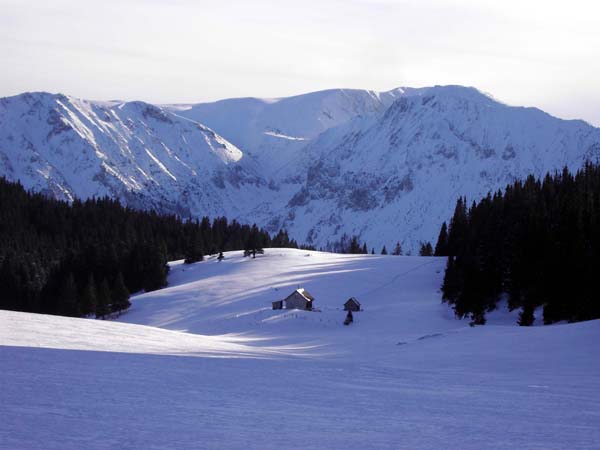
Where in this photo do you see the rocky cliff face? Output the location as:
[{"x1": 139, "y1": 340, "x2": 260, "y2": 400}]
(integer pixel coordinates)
[{"x1": 2, "y1": 86, "x2": 599, "y2": 251}]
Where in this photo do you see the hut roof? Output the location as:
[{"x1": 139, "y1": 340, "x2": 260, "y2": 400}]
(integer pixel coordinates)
[
  {"x1": 345, "y1": 297, "x2": 361, "y2": 306},
  {"x1": 295, "y1": 288, "x2": 314, "y2": 301}
]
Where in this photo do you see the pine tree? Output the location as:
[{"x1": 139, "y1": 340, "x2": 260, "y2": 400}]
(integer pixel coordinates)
[
  {"x1": 419, "y1": 242, "x2": 433, "y2": 256},
  {"x1": 0, "y1": 256, "x2": 19, "y2": 311},
  {"x1": 244, "y1": 224, "x2": 263, "y2": 258},
  {"x1": 111, "y1": 272, "x2": 130, "y2": 313},
  {"x1": 392, "y1": 242, "x2": 402, "y2": 255},
  {"x1": 80, "y1": 275, "x2": 97, "y2": 316},
  {"x1": 142, "y1": 247, "x2": 168, "y2": 292},
  {"x1": 441, "y1": 256, "x2": 461, "y2": 304},
  {"x1": 434, "y1": 222, "x2": 449, "y2": 256},
  {"x1": 58, "y1": 272, "x2": 79, "y2": 317},
  {"x1": 518, "y1": 304, "x2": 535, "y2": 326},
  {"x1": 381, "y1": 245, "x2": 388, "y2": 255},
  {"x1": 95, "y1": 278, "x2": 111, "y2": 319},
  {"x1": 469, "y1": 310, "x2": 486, "y2": 326},
  {"x1": 184, "y1": 233, "x2": 204, "y2": 264},
  {"x1": 446, "y1": 198, "x2": 468, "y2": 256},
  {"x1": 349, "y1": 236, "x2": 361, "y2": 254}
]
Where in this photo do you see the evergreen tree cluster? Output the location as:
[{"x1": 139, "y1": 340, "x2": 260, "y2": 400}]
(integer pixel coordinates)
[
  {"x1": 242, "y1": 224, "x2": 291, "y2": 258},
  {"x1": 437, "y1": 164, "x2": 600, "y2": 325},
  {"x1": 419, "y1": 242, "x2": 433, "y2": 256},
  {"x1": 325, "y1": 234, "x2": 369, "y2": 254},
  {"x1": 0, "y1": 178, "x2": 298, "y2": 318},
  {"x1": 325, "y1": 234, "x2": 434, "y2": 257}
]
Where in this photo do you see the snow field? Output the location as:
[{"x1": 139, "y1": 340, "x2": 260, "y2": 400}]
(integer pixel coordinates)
[{"x1": 1, "y1": 249, "x2": 599, "y2": 449}]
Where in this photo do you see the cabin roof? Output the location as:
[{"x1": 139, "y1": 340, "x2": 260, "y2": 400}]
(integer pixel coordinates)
[
  {"x1": 296, "y1": 288, "x2": 314, "y2": 301},
  {"x1": 344, "y1": 297, "x2": 361, "y2": 306},
  {"x1": 284, "y1": 288, "x2": 314, "y2": 302}
]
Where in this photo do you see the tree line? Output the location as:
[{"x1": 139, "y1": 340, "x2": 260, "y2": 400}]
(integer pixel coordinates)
[
  {"x1": 0, "y1": 177, "x2": 298, "y2": 318},
  {"x1": 436, "y1": 163, "x2": 600, "y2": 325},
  {"x1": 325, "y1": 233, "x2": 433, "y2": 256}
]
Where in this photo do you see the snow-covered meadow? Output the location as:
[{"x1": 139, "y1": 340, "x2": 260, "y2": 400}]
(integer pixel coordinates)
[{"x1": 2, "y1": 249, "x2": 599, "y2": 449}]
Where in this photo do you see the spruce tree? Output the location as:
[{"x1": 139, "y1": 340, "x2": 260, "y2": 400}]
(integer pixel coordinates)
[
  {"x1": 111, "y1": 272, "x2": 130, "y2": 313},
  {"x1": 58, "y1": 272, "x2": 79, "y2": 317},
  {"x1": 0, "y1": 257, "x2": 18, "y2": 311},
  {"x1": 95, "y1": 278, "x2": 111, "y2": 319},
  {"x1": 142, "y1": 248, "x2": 168, "y2": 292},
  {"x1": 441, "y1": 256, "x2": 460, "y2": 304},
  {"x1": 349, "y1": 236, "x2": 361, "y2": 254},
  {"x1": 434, "y1": 222, "x2": 449, "y2": 256},
  {"x1": 80, "y1": 275, "x2": 97, "y2": 317},
  {"x1": 518, "y1": 304, "x2": 535, "y2": 326},
  {"x1": 419, "y1": 242, "x2": 433, "y2": 256},
  {"x1": 184, "y1": 233, "x2": 204, "y2": 264},
  {"x1": 446, "y1": 198, "x2": 468, "y2": 256},
  {"x1": 244, "y1": 224, "x2": 263, "y2": 258}
]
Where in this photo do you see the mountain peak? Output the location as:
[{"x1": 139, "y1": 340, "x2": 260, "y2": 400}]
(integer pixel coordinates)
[{"x1": 1, "y1": 86, "x2": 599, "y2": 253}]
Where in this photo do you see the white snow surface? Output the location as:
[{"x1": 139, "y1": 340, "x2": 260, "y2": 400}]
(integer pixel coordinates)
[{"x1": 2, "y1": 249, "x2": 599, "y2": 450}]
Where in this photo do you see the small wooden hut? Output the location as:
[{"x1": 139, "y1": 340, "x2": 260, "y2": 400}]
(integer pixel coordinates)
[
  {"x1": 284, "y1": 288, "x2": 314, "y2": 310},
  {"x1": 344, "y1": 297, "x2": 361, "y2": 312},
  {"x1": 272, "y1": 300, "x2": 283, "y2": 310}
]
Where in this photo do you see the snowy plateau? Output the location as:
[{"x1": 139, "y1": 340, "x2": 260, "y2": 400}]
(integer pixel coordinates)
[
  {"x1": 2, "y1": 86, "x2": 600, "y2": 251},
  {"x1": 1, "y1": 249, "x2": 599, "y2": 449}
]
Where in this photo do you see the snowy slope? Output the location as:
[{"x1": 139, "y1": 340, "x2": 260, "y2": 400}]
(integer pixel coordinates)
[
  {"x1": 118, "y1": 249, "x2": 458, "y2": 350},
  {"x1": 2, "y1": 249, "x2": 600, "y2": 450},
  {"x1": 0, "y1": 309, "x2": 309, "y2": 359}
]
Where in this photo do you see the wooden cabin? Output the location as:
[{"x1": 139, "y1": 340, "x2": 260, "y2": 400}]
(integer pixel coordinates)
[
  {"x1": 344, "y1": 297, "x2": 361, "y2": 312},
  {"x1": 284, "y1": 288, "x2": 314, "y2": 310},
  {"x1": 272, "y1": 300, "x2": 283, "y2": 310}
]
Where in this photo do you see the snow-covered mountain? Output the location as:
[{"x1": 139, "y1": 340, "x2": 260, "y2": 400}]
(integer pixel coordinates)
[
  {"x1": 255, "y1": 86, "x2": 600, "y2": 250},
  {"x1": 0, "y1": 92, "x2": 268, "y2": 218},
  {"x1": 2, "y1": 87, "x2": 600, "y2": 250},
  {"x1": 165, "y1": 87, "x2": 408, "y2": 175}
]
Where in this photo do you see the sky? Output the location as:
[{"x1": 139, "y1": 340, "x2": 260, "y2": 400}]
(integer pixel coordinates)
[{"x1": 1, "y1": 0, "x2": 599, "y2": 125}]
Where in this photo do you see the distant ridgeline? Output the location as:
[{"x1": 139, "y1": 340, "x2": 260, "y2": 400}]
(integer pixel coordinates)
[
  {"x1": 435, "y1": 163, "x2": 600, "y2": 325},
  {"x1": 0, "y1": 177, "x2": 299, "y2": 318}
]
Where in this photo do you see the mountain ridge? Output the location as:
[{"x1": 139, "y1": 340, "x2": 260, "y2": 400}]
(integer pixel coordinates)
[{"x1": 2, "y1": 86, "x2": 599, "y2": 251}]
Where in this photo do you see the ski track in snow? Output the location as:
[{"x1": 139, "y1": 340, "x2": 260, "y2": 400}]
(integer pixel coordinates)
[{"x1": 1, "y1": 249, "x2": 600, "y2": 450}]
